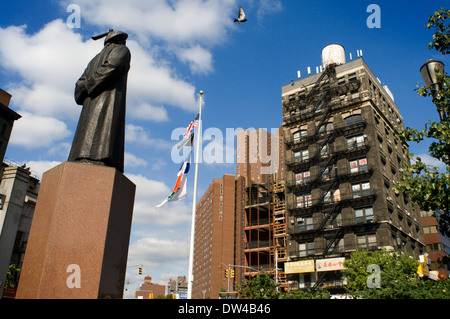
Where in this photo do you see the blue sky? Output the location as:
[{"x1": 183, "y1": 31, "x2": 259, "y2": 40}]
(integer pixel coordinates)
[{"x1": 1, "y1": 1, "x2": 448, "y2": 298}]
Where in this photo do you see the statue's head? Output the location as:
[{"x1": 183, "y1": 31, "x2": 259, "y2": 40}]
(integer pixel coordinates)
[{"x1": 104, "y1": 30, "x2": 128, "y2": 45}]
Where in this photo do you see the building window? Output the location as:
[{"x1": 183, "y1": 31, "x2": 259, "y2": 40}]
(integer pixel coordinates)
[
  {"x1": 297, "y1": 193, "x2": 312, "y2": 208},
  {"x1": 318, "y1": 122, "x2": 333, "y2": 135},
  {"x1": 322, "y1": 165, "x2": 337, "y2": 180},
  {"x1": 323, "y1": 189, "x2": 340, "y2": 204},
  {"x1": 294, "y1": 148, "x2": 309, "y2": 162},
  {"x1": 355, "y1": 206, "x2": 374, "y2": 224},
  {"x1": 357, "y1": 234, "x2": 377, "y2": 250},
  {"x1": 352, "y1": 181, "x2": 371, "y2": 198},
  {"x1": 293, "y1": 129, "x2": 307, "y2": 143},
  {"x1": 423, "y1": 226, "x2": 438, "y2": 234},
  {"x1": 350, "y1": 158, "x2": 368, "y2": 173},
  {"x1": 345, "y1": 114, "x2": 362, "y2": 127},
  {"x1": 347, "y1": 134, "x2": 366, "y2": 149},
  {"x1": 320, "y1": 144, "x2": 329, "y2": 157},
  {"x1": 295, "y1": 171, "x2": 310, "y2": 184},
  {"x1": 297, "y1": 216, "x2": 313, "y2": 232},
  {"x1": 299, "y1": 242, "x2": 315, "y2": 257},
  {"x1": 427, "y1": 243, "x2": 442, "y2": 251}
]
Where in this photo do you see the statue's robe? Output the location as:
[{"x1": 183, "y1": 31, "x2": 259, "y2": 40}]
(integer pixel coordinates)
[{"x1": 68, "y1": 42, "x2": 131, "y2": 173}]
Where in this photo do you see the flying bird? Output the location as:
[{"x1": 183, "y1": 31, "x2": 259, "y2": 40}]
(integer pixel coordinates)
[{"x1": 234, "y1": 7, "x2": 247, "y2": 24}]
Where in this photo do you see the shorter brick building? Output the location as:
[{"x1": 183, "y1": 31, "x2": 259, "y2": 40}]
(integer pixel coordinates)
[
  {"x1": 420, "y1": 210, "x2": 450, "y2": 278},
  {"x1": 135, "y1": 276, "x2": 165, "y2": 299}
]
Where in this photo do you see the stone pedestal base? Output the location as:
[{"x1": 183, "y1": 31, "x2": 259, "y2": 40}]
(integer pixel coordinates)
[{"x1": 16, "y1": 161, "x2": 135, "y2": 299}]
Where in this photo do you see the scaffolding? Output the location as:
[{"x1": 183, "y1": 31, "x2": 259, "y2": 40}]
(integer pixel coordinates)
[{"x1": 272, "y1": 180, "x2": 288, "y2": 287}]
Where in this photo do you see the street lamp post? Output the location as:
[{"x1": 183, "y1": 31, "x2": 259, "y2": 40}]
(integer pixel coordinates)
[{"x1": 420, "y1": 59, "x2": 446, "y2": 120}]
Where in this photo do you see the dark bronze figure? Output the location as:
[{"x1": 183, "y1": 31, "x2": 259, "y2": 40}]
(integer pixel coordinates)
[{"x1": 68, "y1": 30, "x2": 131, "y2": 173}]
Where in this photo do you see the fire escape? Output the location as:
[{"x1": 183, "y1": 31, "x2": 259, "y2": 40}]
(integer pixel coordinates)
[{"x1": 285, "y1": 64, "x2": 347, "y2": 290}]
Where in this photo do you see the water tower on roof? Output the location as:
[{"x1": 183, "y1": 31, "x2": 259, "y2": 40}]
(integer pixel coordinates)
[{"x1": 321, "y1": 44, "x2": 346, "y2": 69}]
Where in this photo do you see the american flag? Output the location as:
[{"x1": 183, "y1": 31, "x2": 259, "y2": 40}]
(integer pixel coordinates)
[{"x1": 183, "y1": 114, "x2": 199, "y2": 139}]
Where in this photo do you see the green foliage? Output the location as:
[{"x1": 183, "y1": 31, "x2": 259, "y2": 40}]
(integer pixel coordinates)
[
  {"x1": 394, "y1": 7, "x2": 450, "y2": 237},
  {"x1": 236, "y1": 272, "x2": 282, "y2": 299},
  {"x1": 427, "y1": 8, "x2": 450, "y2": 54},
  {"x1": 344, "y1": 250, "x2": 450, "y2": 299},
  {"x1": 236, "y1": 271, "x2": 331, "y2": 299},
  {"x1": 5, "y1": 264, "x2": 20, "y2": 288},
  {"x1": 344, "y1": 250, "x2": 420, "y2": 299},
  {"x1": 283, "y1": 287, "x2": 331, "y2": 299}
]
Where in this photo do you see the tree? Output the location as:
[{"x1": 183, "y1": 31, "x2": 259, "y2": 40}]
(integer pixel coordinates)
[
  {"x1": 283, "y1": 287, "x2": 330, "y2": 299},
  {"x1": 394, "y1": 8, "x2": 450, "y2": 237},
  {"x1": 236, "y1": 272, "x2": 282, "y2": 299},
  {"x1": 344, "y1": 250, "x2": 419, "y2": 299},
  {"x1": 236, "y1": 271, "x2": 331, "y2": 299},
  {"x1": 344, "y1": 249, "x2": 450, "y2": 299}
]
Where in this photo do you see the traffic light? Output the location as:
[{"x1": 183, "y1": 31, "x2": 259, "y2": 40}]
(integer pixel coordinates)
[
  {"x1": 230, "y1": 269, "x2": 235, "y2": 278},
  {"x1": 225, "y1": 269, "x2": 229, "y2": 278},
  {"x1": 139, "y1": 267, "x2": 143, "y2": 275}
]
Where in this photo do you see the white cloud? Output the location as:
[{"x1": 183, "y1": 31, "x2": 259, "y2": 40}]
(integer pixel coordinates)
[
  {"x1": 125, "y1": 173, "x2": 192, "y2": 227},
  {"x1": 128, "y1": 235, "x2": 189, "y2": 266},
  {"x1": 150, "y1": 158, "x2": 167, "y2": 171},
  {"x1": 133, "y1": 103, "x2": 168, "y2": 122},
  {"x1": 125, "y1": 152, "x2": 148, "y2": 168},
  {"x1": 125, "y1": 231, "x2": 190, "y2": 287},
  {"x1": 255, "y1": 0, "x2": 283, "y2": 21},
  {"x1": 0, "y1": 21, "x2": 99, "y2": 120},
  {"x1": 126, "y1": 40, "x2": 198, "y2": 113},
  {"x1": 413, "y1": 153, "x2": 446, "y2": 171},
  {"x1": 26, "y1": 160, "x2": 62, "y2": 180},
  {"x1": 176, "y1": 45, "x2": 213, "y2": 74},
  {"x1": 10, "y1": 111, "x2": 71, "y2": 149},
  {"x1": 125, "y1": 124, "x2": 172, "y2": 149},
  {"x1": 65, "y1": 0, "x2": 237, "y2": 45}
]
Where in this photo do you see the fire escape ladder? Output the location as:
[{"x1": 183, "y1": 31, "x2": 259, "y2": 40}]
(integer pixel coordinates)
[
  {"x1": 305, "y1": 67, "x2": 332, "y2": 102},
  {"x1": 312, "y1": 152, "x2": 336, "y2": 187},
  {"x1": 312, "y1": 272, "x2": 327, "y2": 290},
  {"x1": 322, "y1": 227, "x2": 345, "y2": 256},
  {"x1": 313, "y1": 130, "x2": 333, "y2": 158},
  {"x1": 315, "y1": 177, "x2": 339, "y2": 209},
  {"x1": 316, "y1": 200, "x2": 341, "y2": 233}
]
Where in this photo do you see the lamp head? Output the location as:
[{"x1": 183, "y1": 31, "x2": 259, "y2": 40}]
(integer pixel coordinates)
[{"x1": 420, "y1": 59, "x2": 445, "y2": 93}]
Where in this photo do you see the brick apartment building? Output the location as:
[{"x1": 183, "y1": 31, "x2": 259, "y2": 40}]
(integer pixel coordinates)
[
  {"x1": 191, "y1": 174, "x2": 236, "y2": 299},
  {"x1": 281, "y1": 45, "x2": 425, "y2": 289}
]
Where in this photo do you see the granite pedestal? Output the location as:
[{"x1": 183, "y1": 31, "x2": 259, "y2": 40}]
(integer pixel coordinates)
[{"x1": 16, "y1": 161, "x2": 135, "y2": 299}]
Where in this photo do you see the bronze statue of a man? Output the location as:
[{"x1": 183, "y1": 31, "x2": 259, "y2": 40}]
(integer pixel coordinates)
[{"x1": 68, "y1": 30, "x2": 131, "y2": 173}]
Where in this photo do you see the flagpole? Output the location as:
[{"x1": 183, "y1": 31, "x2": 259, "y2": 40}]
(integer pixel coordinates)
[{"x1": 187, "y1": 90, "x2": 203, "y2": 299}]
